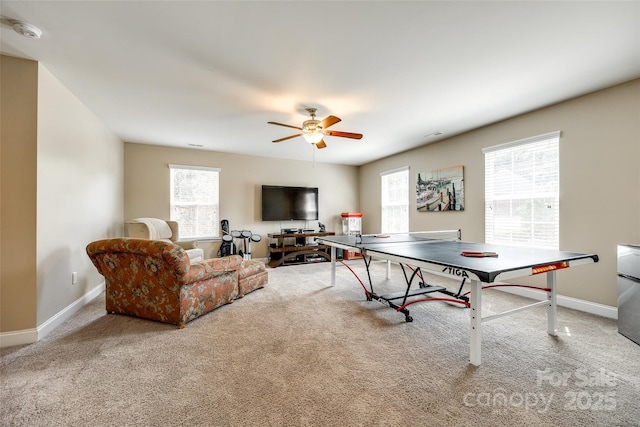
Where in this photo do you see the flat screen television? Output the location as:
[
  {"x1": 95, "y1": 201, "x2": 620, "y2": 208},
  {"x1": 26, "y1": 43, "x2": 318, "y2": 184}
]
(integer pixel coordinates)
[{"x1": 261, "y1": 185, "x2": 319, "y2": 221}]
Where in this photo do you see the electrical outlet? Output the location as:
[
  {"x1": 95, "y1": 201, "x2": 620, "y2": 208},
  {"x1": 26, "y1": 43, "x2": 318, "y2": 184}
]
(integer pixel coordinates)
[{"x1": 72, "y1": 272, "x2": 78, "y2": 285}]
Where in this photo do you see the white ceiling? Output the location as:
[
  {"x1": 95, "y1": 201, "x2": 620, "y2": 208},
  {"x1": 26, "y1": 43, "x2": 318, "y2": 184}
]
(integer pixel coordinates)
[{"x1": 1, "y1": 1, "x2": 639, "y2": 166}]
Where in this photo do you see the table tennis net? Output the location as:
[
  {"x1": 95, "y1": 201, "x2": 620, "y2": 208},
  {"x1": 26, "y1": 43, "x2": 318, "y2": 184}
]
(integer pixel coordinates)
[{"x1": 358, "y1": 229, "x2": 461, "y2": 243}]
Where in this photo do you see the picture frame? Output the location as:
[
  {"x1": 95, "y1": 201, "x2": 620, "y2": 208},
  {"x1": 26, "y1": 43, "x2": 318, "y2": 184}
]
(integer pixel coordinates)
[{"x1": 416, "y1": 165, "x2": 464, "y2": 212}]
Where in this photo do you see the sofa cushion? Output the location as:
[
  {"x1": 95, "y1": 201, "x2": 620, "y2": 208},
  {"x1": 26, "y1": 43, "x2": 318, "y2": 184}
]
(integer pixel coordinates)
[
  {"x1": 238, "y1": 259, "x2": 266, "y2": 280},
  {"x1": 237, "y1": 260, "x2": 268, "y2": 297}
]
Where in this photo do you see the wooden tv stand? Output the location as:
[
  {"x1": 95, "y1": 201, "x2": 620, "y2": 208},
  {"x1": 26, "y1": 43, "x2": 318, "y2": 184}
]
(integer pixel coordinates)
[{"x1": 267, "y1": 232, "x2": 335, "y2": 268}]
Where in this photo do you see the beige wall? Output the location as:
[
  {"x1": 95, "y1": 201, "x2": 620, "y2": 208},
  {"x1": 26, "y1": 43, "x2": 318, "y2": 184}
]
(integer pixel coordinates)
[
  {"x1": 124, "y1": 144, "x2": 359, "y2": 259},
  {"x1": 1, "y1": 56, "x2": 38, "y2": 332},
  {"x1": 359, "y1": 79, "x2": 640, "y2": 307},
  {"x1": 36, "y1": 63, "x2": 124, "y2": 325},
  {"x1": 0, "y1": 55, "x2": 123, "y2": 339}
]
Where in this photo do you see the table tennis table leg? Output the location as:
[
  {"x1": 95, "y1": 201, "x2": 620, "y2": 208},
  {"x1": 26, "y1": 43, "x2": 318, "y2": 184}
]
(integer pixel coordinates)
[
  {"x1": 330, "y1": 246, "x2": 337, "y2": 286},
  {"x1": 386, "y1": 260, "x2": 391, "y2": 279},
  {"x1": 547, "y1": 271, "x2": 558, "y2": 336},
  {"x1": 469, "y1": 280, "x2": 482, "y2": 366}
]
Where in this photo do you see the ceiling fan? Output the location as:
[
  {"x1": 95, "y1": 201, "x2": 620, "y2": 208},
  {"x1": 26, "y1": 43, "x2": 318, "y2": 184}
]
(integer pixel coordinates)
[{"x1": 268, "y1": 108, "x2": 363, "y2": 149}]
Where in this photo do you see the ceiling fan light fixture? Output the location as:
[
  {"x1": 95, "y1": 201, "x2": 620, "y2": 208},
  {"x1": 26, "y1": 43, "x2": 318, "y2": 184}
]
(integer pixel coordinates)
[
  {"x1": 268, "y1": 106, "x2": 361, "y2": 149},
  {"x1": 302, "y1": 118, "x2": 324, "y2": 143},
  {"x1": 303, "y1": 129, "x2": 324, "y2": 144}
]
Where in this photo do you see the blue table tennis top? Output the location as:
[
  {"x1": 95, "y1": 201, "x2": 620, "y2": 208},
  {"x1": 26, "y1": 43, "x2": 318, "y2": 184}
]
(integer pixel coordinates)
[{"x1": 318, "y1": 234, "x2": 599, "y2": 283}]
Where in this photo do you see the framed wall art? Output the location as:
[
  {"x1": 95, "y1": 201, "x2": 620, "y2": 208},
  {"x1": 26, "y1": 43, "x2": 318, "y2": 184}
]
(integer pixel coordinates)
[{"x1": 416, "y1": 165, "x2": 464, "y2": 212}]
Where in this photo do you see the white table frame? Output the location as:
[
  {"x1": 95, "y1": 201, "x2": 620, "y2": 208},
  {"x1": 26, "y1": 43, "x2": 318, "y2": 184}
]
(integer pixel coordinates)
[{"x1": 326, "y1": 244, "x2": 594, "y2": 366}]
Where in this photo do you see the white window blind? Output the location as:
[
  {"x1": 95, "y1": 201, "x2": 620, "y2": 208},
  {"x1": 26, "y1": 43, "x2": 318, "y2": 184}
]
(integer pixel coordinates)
[
  {"x1": 483, "y1": 131, "x2": 560, "y2": 249},
  {"x1": 381, "y1": 167, "x2": 409, "y2": 234},
  {"x1": 169, "y1": 164, "x2": 220, "y2": 239}
]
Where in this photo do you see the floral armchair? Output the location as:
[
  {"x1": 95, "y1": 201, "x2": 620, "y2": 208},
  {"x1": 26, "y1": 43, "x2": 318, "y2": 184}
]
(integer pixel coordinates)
[{"x1": 86, "y1": 238, "x2": 243, "y2": 328}]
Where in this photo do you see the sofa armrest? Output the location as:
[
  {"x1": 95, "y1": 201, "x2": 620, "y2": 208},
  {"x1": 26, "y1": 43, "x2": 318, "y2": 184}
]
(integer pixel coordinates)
[
  {"x1": 125, "y1": 221, "x2": 152, "y2": 239},
  {"x1": 167, "y1": 221, "x2": 199, "y2": 250},
  {"x1": 184, "y1": 255, "x2": 243, "y2": 282},
  {"x1": 175, "y1": 240, "x2": 199, "y2": 250}
]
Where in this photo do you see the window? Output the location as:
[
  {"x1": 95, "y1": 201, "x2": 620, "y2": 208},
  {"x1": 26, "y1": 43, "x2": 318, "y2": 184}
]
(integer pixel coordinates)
[
  {"x1": 169, "y1": 164, "x2": 220, "y2": 239},
  {"x1": 381, "y1": 167, "x2": 409, "y2": 233},
  {"x1": 483, "y1": 131, "x2": 560, "y2": 249}
]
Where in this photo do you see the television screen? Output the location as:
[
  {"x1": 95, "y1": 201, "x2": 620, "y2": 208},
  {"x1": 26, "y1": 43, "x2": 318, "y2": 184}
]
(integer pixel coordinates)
[{"x1": 261, "y1": 185, "x2": 319, "y2": 221}]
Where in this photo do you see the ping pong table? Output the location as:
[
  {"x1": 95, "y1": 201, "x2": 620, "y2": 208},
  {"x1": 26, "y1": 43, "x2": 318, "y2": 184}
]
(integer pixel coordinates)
[{"x1": 316, "y1": 231, "x2": 599, "y2": 366}]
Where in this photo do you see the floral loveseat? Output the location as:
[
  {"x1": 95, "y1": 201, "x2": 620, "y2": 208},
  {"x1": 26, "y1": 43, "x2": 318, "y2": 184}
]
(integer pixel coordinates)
[{"x1": 86, "y1": 238, "x2": 267, "y2": 328}]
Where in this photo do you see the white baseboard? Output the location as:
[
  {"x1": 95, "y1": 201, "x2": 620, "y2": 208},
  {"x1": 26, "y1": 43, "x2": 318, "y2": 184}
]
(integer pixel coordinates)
[
  {"x1": 496, "y1": 285, "x2": 617, "y2": 319},
  {"x1": 0, "y1": 328, "x2": 38, "y2": 348},
  {"x1": 0, "y1": 282, "x2": 105, "y2": 348}
]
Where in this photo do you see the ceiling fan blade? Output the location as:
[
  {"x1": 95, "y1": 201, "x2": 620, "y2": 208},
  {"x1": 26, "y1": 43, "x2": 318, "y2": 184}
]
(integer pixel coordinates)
[
  {"x1": 268, "y1": 121, "x2": 303, "y2": 131},
  {"x1": 315, "y1": 140, "x2": 327, "y2": 149},
  {"x1": 273, "y1": 134, "x2": 302, "y2": 143},
  {"x1": 326, "y1": 130, "x2": 363, "y2": 140},
  {"x1": 318, "y1": 115, "x2": 341, "y2": 130}
]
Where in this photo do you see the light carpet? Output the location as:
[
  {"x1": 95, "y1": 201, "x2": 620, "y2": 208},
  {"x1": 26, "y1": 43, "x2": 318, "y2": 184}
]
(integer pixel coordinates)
[{"x1": 2, "y1": 261, "x2": 639, "y2": 426}]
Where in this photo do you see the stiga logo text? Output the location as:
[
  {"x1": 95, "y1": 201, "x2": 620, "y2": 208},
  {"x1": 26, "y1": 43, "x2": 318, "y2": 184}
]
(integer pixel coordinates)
[{"x1": 442, "y1": 267, "x2": 469, "y2": 278}]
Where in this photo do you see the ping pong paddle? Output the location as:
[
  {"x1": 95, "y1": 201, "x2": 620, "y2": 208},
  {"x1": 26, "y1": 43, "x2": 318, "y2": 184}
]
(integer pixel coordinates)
[{"x1": 461, "y1": 251, "x2": 499, "y2": 257}]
